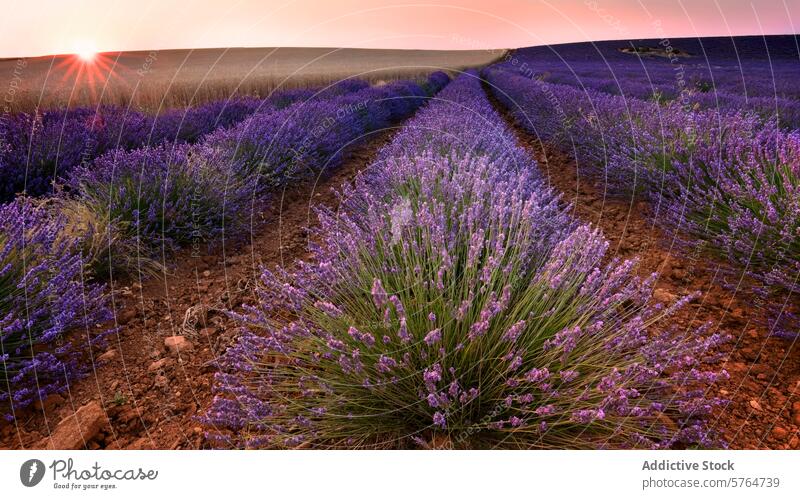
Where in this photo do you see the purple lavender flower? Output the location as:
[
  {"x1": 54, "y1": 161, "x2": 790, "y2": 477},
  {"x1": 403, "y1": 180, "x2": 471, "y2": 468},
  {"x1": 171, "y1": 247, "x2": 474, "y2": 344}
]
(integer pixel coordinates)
[
  {"x1": 433, "y1": 411, "x2": 446, "y2": 429},
  {"x1": 424, "y1": 328, "x2": 442, "y2": 346},
  {"x1": 0, "y1": 198, "x2": 112, "y2": 416}
]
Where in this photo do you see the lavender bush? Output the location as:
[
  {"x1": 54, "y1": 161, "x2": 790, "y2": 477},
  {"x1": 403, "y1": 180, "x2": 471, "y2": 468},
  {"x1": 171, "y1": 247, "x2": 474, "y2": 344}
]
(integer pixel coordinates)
[
  {"x1": 205, "y1": 72, "x2": 727, "y2": 449},
  {"x1": 0, "y1": 198, "x2": 111, "y2": 417},
  {"x1": 69, "y1": 144, "x2": 256, "y2": 261}
]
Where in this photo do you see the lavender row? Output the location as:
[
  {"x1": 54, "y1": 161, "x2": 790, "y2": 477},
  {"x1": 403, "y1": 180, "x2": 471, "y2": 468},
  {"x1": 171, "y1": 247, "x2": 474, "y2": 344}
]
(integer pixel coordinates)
[
  {"x1": 0, "y1": 198, "x2": 112, "y2": 417},
  {"x1": 204, "y1": 71, "x2": 726, "y2": 449},
  {"x1": 68, "y1": 75, "x2": 448, "y2": 267},
  {"x1": 0, "y1": 79, "x2": 369, "y2": 202},
  {"x1": 201, "y1": 78, "x2": 439, "y2": 193},
  {"x1": 529, "y1": 60, "x2": 800, "y2": 130},
  {"x1": 485, "y1": 65, "x2": 800, "y2": 337}
]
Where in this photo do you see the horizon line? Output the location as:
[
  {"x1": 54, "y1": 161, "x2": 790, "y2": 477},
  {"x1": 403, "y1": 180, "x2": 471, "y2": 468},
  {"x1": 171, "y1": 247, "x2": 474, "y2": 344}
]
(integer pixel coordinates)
[{"x1": 2, "y1": 32, "x2": 798, "y2": 61}]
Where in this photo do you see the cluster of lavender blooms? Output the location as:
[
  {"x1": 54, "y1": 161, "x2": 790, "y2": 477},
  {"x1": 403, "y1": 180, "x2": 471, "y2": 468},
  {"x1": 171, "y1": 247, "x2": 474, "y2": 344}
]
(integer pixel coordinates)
[
  {"x1": 485, "y1": 64, "x2": 800, "y2": 338},
  {"x1": 0, "y1": 197, "x2": 112, "y2": 418},
  {"x1": 69, "y1": 74, "x2": 447, "y2": 263},
  {"x1": 204, "y1": 71, "x2": 727, "y2": 449},
  {"x1": 69, "y1": 143, "x2": 256, "y2": 255},
  {"x1": 0, "y1": 80, "x2": 370, "y2": 203}
]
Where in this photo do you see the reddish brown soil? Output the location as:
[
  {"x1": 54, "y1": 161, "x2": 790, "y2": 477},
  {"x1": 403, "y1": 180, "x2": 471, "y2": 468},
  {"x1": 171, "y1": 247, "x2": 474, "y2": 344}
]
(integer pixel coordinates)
[
  {"x1": 0, "y1": 129, "x2": 397, "y2": 450},
  {"x1": 501, "y1": 117, "x2": 800, "y2": 449}
]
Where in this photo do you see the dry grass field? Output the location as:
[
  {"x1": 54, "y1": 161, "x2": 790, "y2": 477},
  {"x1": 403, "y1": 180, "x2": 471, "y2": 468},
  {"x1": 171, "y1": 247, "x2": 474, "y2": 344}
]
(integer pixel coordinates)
[{"x1": 0, "y1": 47, "x2": 505, "y2": 113}]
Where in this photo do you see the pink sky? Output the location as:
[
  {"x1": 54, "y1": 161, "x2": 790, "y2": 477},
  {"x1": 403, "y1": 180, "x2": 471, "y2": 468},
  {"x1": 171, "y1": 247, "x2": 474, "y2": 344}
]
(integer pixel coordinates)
[{"x1": 1, "y1": 0, "x2": 798, "y2": 58}]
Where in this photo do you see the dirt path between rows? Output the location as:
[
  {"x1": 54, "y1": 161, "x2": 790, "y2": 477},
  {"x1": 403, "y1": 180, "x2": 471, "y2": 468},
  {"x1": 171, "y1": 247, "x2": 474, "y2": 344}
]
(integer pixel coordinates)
[
  {"x1": 490, "y1": 95, "x2": 800, "y2": 449},
  {"x1": 0, "y1": 128, "x2": 398, "y2": 450}
]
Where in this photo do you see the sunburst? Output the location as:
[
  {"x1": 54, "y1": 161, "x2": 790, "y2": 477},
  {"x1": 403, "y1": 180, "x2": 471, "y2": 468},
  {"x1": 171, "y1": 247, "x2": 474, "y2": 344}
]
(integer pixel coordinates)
[{"x1": 53, "y1": 43, "x2": 127, "y2": 101}]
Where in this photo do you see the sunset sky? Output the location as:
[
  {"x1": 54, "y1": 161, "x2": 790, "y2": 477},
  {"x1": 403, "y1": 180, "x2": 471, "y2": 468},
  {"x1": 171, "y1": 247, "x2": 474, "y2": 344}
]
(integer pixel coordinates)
[{"x1": 1, "y1": 0, "x2": 797, "y2": 58}]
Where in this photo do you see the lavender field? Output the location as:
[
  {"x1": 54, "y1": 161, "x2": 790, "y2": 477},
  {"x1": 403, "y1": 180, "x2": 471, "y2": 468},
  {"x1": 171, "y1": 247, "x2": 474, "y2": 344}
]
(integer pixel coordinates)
[
  {"x1": 486, "y1": 35, "x2": 800, "y2": 340},
  {"x1": 1, "y1": 35, "x2": 799, "y2": 450}
]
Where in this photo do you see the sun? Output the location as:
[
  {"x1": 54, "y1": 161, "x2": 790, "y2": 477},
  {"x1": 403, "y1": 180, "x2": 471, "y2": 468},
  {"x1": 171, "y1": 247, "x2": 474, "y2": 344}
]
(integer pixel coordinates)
[
  {"x1": 56, "y1": 41, "x2": 123, "y2": 101},
  {"x1": 78, "y1": 50, "x2": 96, "y2": 62},
  {"x1": 73, "y1": 41, "x2": 98, "y2": 63}
]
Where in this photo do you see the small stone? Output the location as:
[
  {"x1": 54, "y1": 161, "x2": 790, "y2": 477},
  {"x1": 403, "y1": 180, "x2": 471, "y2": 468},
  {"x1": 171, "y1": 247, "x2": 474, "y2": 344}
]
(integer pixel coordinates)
[
  {"x1": 97, "y1": 349, "x2": 117, "y2": 362},
  {"x1": 147, "y1": 358, "x2": 173, "y2": 372},
  {"x1": 791, "y1": 401, "x2": 800, "y2": 413},
  {"x1": 40, "y1": 401, "x2": 107, "y2": 449},
  {"x1": 164, "y1": 336, "x2": 193, "y2": 356},
  {"x1": 772, "y1": 427, "x2": 788, "y2": 440},
  {"x1": 748, "y1": 399, "x2": 763, "y2": 411},
  {"x1": 202, "y1": 270, "x2": 211, "y2": 277},
  {"x1": 793, "y1": 414, "x2": 800, "y2": 426}
]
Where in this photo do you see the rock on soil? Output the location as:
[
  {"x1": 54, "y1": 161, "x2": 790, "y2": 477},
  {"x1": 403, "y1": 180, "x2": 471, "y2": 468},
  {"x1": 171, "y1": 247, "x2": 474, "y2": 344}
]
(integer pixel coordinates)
[
  {"x1": 771, "y1": 427, "x2": 788, "y2": 439},
  {"x1": 98, "y1": 349, "x2": 118, "y2": 362},
  {"x1": 39, "y1": 401, "x2": 107, "y2": 449},
  {"x1": 164, "y1": 336, "x2": 193, "y2": 356}
]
